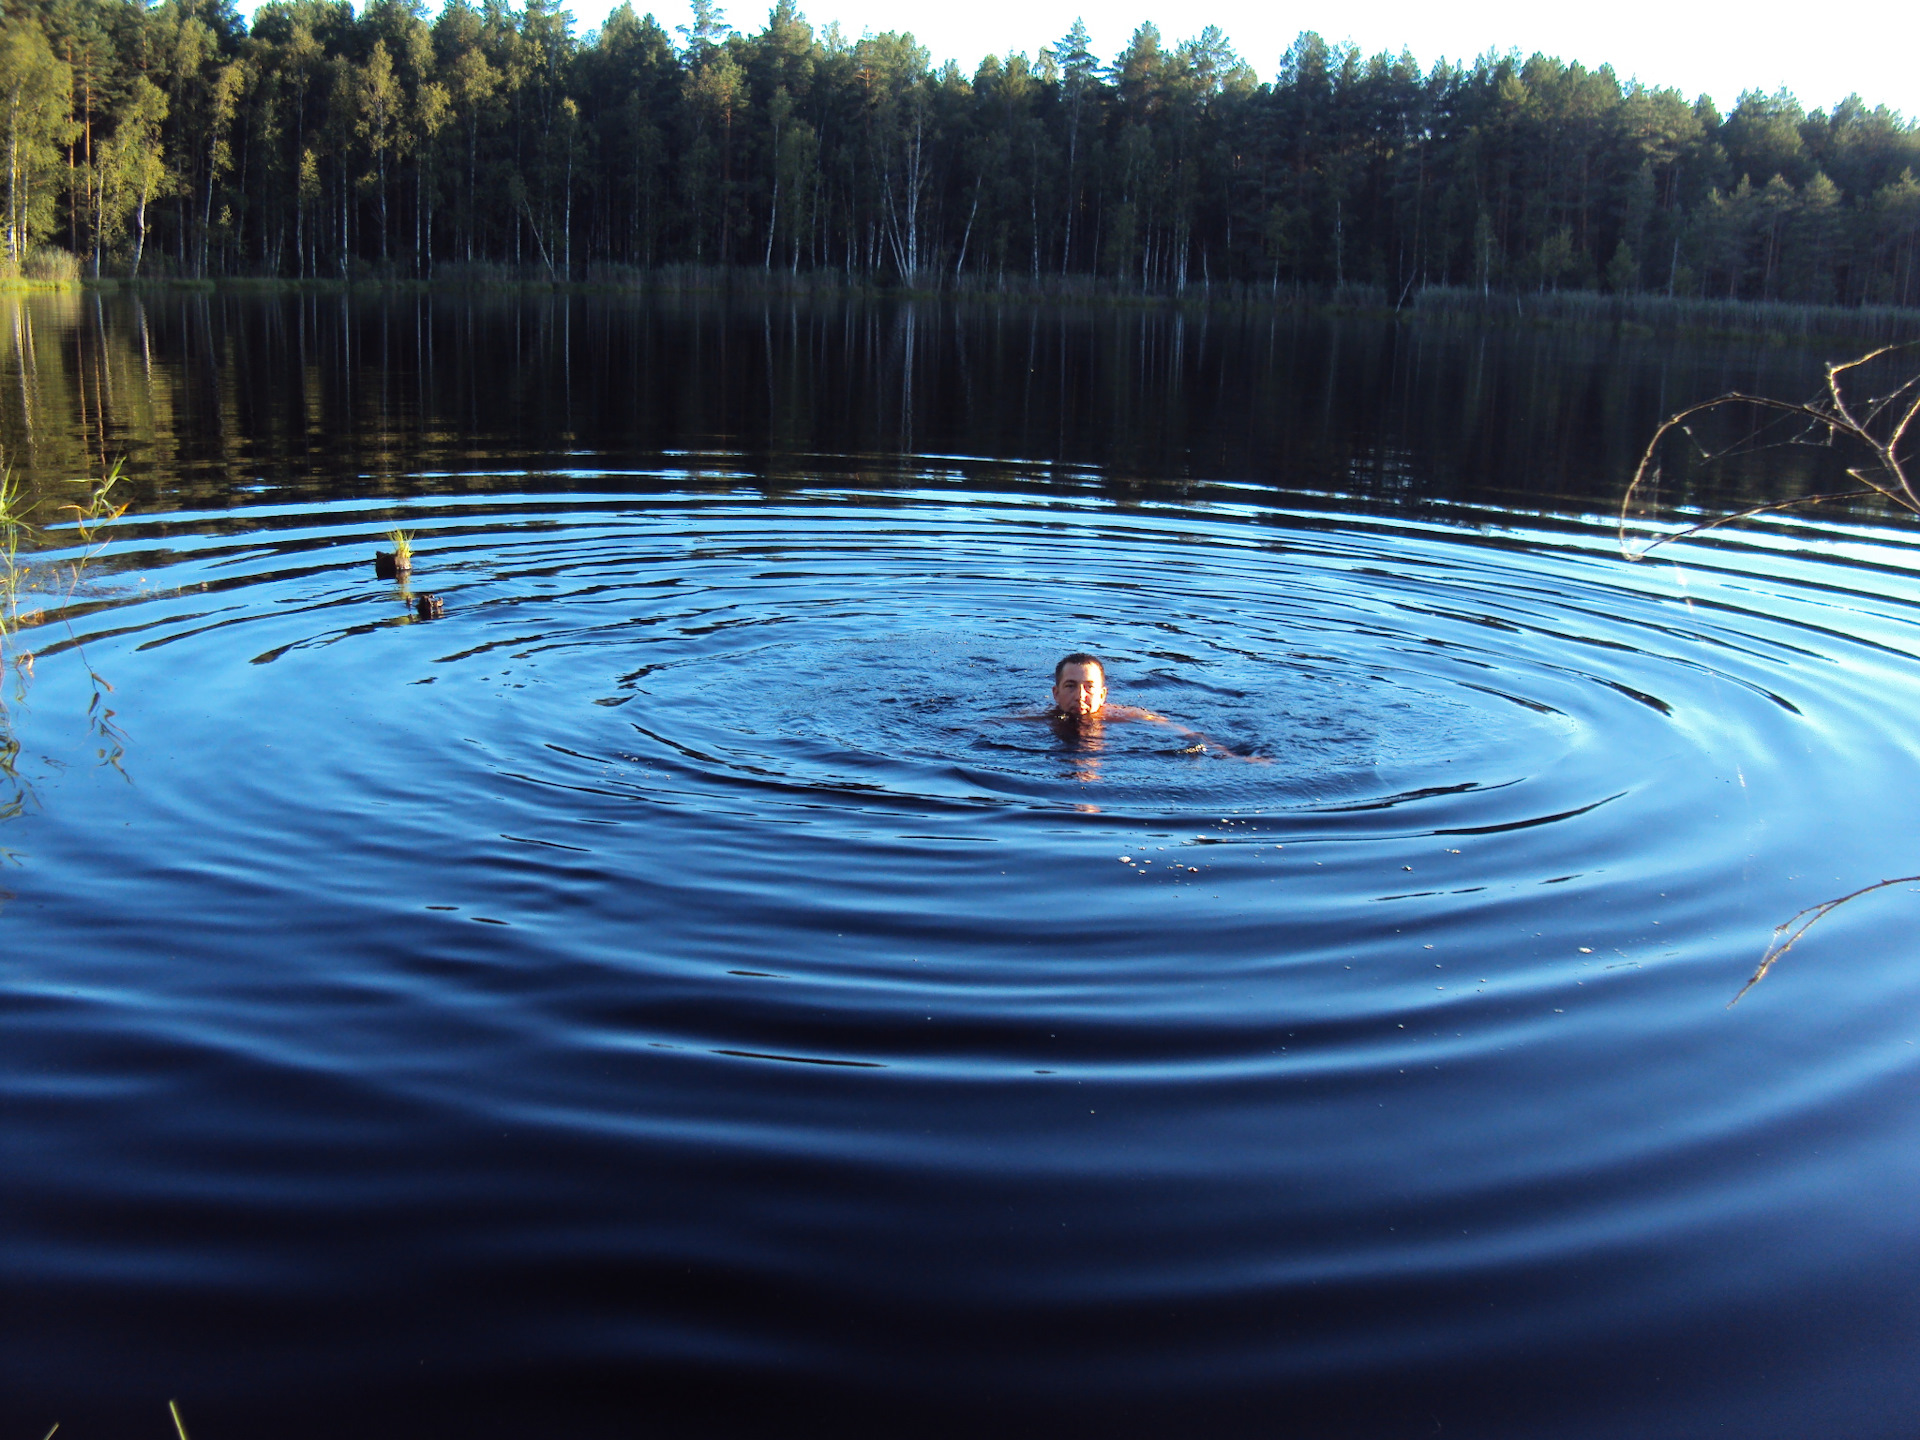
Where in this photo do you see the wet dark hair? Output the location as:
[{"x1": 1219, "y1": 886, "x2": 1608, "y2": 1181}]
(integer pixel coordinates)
[{"x1": 1053, "y1": 652, "x2": 1105, "y2": 682}]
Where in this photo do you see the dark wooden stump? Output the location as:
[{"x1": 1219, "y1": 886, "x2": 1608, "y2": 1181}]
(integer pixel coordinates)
[
  {"x1": 415, "y1": 593, "x2": 446, "y2": 619},
  {"x1": 374, "y1": 550, "x2": 410, "y2": 579}
]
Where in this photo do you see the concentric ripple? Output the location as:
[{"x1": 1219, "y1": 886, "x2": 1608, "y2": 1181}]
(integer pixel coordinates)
[{"x1": 9, "y1": 477, "x2": 1920, "y2": 1436}]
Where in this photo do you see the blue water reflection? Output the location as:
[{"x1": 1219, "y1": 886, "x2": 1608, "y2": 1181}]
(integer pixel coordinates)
[{"x1": 7, "y1": 467, "x2": 1920, "y2": 1436}]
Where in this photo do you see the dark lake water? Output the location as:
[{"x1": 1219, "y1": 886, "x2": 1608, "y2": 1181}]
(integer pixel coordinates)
[{"x1": 5, "y1": 291, "x2": 1920, "y2": 1438}]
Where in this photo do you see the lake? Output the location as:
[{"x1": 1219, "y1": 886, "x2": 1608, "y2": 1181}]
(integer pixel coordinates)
[{"x1": 5, "y1": 290, "x2": 1920, "y2": 1438}]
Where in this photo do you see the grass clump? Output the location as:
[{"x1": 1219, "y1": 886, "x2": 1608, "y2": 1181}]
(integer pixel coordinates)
[{"x1": 0, "y1": 468, "x2": 31, "y2": 528}]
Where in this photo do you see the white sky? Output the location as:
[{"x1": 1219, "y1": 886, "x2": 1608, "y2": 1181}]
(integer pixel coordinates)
[
  {"x1": 238, "y1": 0, "x2": 1915, "y2": 119},
  {"x1": 596, "y1": 0, "x2": 1915, "y2": 119}
]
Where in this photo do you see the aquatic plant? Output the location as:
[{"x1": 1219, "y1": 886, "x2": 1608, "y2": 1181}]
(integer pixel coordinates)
[
  {"x1": 1413, "y1": 288, "x2": 1920, "y2": 346},
  {"x1": 61, "y1": 469, "x2": 130, "y2": 774},
  {"x1": 0, "y1": 467, "x2": 37, "y2": 847},
  {"x1": 3, "y1": 460, "x2": 128, "y2": 658},
  {"x1": 0, "y1": 468, "x2": 39, "y2": 680},
  {"x1": 0, "y1": 476, "x2": 29, "y2": 826},
  {"x1": 63, "y1": 460, "x2": 129, "y2": 550},
  {"x1": 0, "y1": 455, "x2": 132, "y2": 834},
  {"x1": 1619, "y1": 345, "x2": 1920, "y2": 999},
  {"x1": 28, "y1": 1382, "x2": 190, "y2": 1438},
  {"x1": 375, "y1": 528, "x2": 416, "y2": 579},
  {"x1": 0, "y1": 467, "x2": 32, "y2": 528}
]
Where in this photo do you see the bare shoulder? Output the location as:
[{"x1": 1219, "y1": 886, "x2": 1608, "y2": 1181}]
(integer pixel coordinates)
[{"x1": 1103, "y1": 704, "x2": 1173, "y2": 724}]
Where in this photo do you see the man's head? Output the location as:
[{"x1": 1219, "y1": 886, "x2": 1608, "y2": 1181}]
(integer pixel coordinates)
[{"x1": 1052, "y1": 652, "x2": 1108, "y2": 717}]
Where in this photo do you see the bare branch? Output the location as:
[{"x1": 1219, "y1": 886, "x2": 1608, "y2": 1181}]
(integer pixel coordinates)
[
  {"x1": 1732, "y1": 876, "x2": 1920, "y2": 1006},
  {"x1": 1851, "y1": 371, "x2": 1920, "y2": 433},
  {"x1": 1888, "y1": 383, "x2": 1920, "y2": 466},
  {"x1": 1620, "y1": 349, "x2": 1920, "y2": 1005},
  {"x1": 1619, "y1": 346, "x2": 1920, "y2": 561},
  {"x1": 1620, "y1": 489, "x2": 1878, "y2": 560}
]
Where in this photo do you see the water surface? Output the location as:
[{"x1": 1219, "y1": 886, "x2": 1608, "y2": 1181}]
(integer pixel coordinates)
[{"x1": 5, "y1": 293, "x2": 1920, "y2": 1438}]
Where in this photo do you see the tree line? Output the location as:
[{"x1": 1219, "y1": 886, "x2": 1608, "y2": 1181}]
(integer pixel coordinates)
[{"x1": 2, "y1": 0, "x2": 1918, "y2": 306}]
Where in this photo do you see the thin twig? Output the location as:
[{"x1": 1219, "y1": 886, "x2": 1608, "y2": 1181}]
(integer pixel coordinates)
[
  {"x1": 1621, "y1": 488, "x2": 1877, "y2": 559},
  {"x1": 1731, "y1": 875, "x2": 1920, "y2": 1006},
  {"x1": 1619, "y1": 342, "x2": 1920, "y2": 560},
  {"x1": 1620, "y1": 348, "x2": 1920, "y2": 1005},
  {"x1": 168, "y1": 1399, "x2": 192, "y2": 1440}
]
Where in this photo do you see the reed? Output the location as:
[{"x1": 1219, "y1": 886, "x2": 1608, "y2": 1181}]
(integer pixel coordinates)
[
  {"x1": 62, "y1": 459, "x2": 128, "y2": 549},
  {"x1": 1407, "y1": 286, "x2": 1920, "y2": 344},
  {"x1": 0, "y1": 468, "x2": 31, "y2": 528},
  {"x1": 387, "y1": 529, "x2": 415, "y2": 567},
  {"x1": 0, "y1": 463, "x2": 36, "y2": 832},
  {"x1": 83, "y1": 270, "x2": 1920, "y2": 344},
  {"x1": 0, "y1": 542, "x2": 22, "y2": 650},
  {"x1": 0, "y1": 468, "x2": 34, "y2": 656}
]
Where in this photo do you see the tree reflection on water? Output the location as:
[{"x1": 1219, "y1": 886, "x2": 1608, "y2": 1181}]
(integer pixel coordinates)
[{"x1": 0, "y1": 287, "x2": 1887, "y2": 524}]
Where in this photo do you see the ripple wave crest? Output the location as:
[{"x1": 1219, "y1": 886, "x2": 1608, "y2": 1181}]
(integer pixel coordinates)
[{"x1": 9, "y1": 478, "x2": 1920, "y2": 1437}]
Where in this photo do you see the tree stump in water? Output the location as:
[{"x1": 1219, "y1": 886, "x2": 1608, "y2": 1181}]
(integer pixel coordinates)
[{"x1": 374, "y1": 550, "x2": 410, "y2": 580}]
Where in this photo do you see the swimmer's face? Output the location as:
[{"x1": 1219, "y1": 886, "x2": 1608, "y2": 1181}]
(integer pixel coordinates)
[{"x1": 1052, "y1": 661, "x2": 1107, "y2": 717}]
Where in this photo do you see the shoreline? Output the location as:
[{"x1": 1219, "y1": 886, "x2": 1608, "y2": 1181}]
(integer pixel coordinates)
[{"x1": 16, "y1": 272, "x2": 1919, "y2": 345}]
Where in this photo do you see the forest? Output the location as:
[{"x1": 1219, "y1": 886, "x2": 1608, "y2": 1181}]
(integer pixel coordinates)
[{"x1": 1, "y1": 0, "x2": 1918, "y2": 305}]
